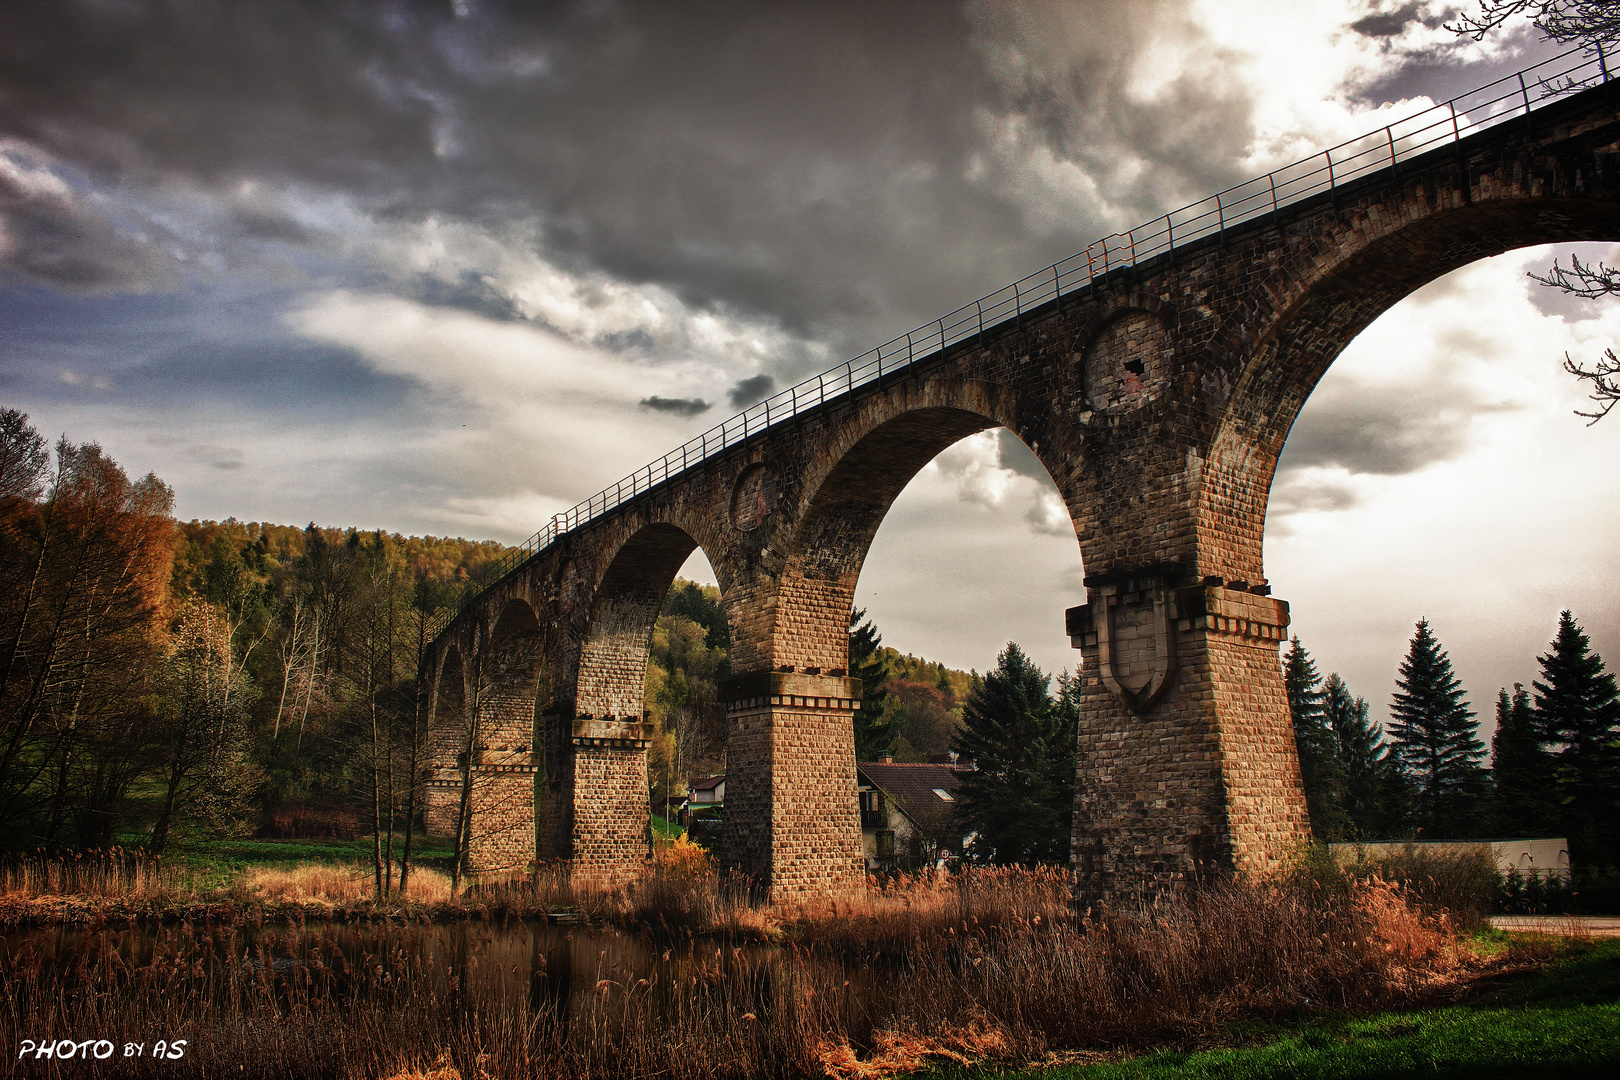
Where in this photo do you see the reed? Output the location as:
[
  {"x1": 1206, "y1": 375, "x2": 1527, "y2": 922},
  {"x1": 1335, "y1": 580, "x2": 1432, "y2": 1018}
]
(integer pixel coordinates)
[{"x1": 0, "y1": 870, "x2": 1483, "y2": 1079}]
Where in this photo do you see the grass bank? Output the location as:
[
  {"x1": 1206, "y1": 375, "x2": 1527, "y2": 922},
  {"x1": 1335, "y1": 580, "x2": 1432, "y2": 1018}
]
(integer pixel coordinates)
[{"x1": 948, "y1": 935, "x2": 1620, "y2": 1079}]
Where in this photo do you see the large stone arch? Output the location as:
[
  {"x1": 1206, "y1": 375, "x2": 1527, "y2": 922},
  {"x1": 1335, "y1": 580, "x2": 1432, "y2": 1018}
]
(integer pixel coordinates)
[
  {"x1": 548, "y1": 521, "x2": 719, "y2": 874},
  {"x1": 1205, "y1": 200, "x2": 1620, "y2": 585},
  {"x1": 716, "y1": 377, "x2": 1090, "y2": 896}
]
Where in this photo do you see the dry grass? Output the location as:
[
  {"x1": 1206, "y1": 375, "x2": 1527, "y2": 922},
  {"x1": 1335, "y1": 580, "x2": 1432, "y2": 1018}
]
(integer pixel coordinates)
[
  {"x1": 246, "y1": 863, "x2": 452, "y2": 905},
  {"x1": 0, "y1": 849, "x2": 188, "y2": 900},
  {"x1": 0, "y1": 866, "x2": 1492, "y2": 1080}
]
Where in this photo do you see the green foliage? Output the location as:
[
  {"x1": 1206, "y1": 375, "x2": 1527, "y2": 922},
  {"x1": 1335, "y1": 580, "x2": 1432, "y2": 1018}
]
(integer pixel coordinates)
[
  {"x1": 662, "y1": 579, "x2": 729, "y2": 650},
  {"x1": 1534, "y1": 610, "x2": 1620, "y2": 867},
  {"x1": 1285, "y1": 637, "x2": 1349, "y2": 839},
  {"x1": 849, "y1": 608, "x2": 894, "y2": 762},
  {"x1": 1389, "y1": 619, "x2": 1489, "y2": 838},
  {"x1": 1494, "y1": 683, "x2": 1557, "y2": 836},
  {"x1": 952, "y1": 643, "x2": 1076, "y2": 866},
  {"x1": 1323, "y1": 673, "x2": 1411, "y2": 839}
]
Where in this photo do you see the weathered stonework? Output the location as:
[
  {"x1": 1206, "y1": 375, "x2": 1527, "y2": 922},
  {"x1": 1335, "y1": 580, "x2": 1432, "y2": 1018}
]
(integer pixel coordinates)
[{"x1": 423, "y1": 82, "x2": 1620, "y2": 903}]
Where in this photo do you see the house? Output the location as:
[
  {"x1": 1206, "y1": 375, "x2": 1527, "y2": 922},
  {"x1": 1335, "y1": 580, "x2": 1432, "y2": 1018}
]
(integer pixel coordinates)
[
  {"x1": 678, "y1": 774, "x2": 725, "y2": 829},
  {"x1": 856, "y1": 757, "x2": 972, "y2": 871}
]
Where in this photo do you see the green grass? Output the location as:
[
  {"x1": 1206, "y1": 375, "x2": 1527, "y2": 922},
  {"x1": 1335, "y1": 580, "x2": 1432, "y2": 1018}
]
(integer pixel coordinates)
[
  {"x1": 164, "y1": 836, "x2": 457, "y2": 890},
  {"x1": 651, "y1": 812, "x2": 683, "y2": 842},
  {"x1": 937, "y1": 939, "x2": 1620, "y2": 1080}
]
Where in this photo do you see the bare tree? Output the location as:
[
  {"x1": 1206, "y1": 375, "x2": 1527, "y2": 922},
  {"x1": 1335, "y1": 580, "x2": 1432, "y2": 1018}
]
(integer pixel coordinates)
[{"x1": 1451, "y1": 3, "x2": 1620, "y2": 419}]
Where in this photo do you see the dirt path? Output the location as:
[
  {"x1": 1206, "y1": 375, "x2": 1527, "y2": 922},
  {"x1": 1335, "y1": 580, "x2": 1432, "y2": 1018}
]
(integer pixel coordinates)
[{"x1": 1488, "y1": 915, "x2": 1620, "y2": 937}]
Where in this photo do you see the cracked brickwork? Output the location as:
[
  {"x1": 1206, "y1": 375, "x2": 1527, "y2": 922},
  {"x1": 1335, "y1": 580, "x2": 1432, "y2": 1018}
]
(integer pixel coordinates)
[{"x1": 423, "y1": 83, "x2": 1620, "y2": 903}]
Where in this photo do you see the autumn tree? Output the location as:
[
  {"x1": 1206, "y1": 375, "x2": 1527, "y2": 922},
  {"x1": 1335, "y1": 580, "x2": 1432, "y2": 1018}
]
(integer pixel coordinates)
[{"x1": 0, "y1": 425, "x2": 174, "y2": 847}]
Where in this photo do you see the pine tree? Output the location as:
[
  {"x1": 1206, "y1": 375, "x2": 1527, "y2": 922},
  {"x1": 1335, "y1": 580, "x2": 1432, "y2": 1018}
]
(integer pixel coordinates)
[
  {"x1": 1532, "y1": 610, "x2": 1620, "y2": 865},
  {"x1": 1492, "y1": 683, "x2": 1555, "y2": 836},
  {"x1": 1389, "y1": 619, "x2": 1489, "y2": 837},
  {"x1": 952, "y1": 642, "x2": 1071, "y2": 866},
  {"x1": 849, "y1": 608, "x2": 893, "y2": 762},
  {"x1": 1284, "y1": 637, "x2": 1347, "y2": 839},
  {"x1": 1324, "y1": 673, "x2": 1407, "y2": 838}
]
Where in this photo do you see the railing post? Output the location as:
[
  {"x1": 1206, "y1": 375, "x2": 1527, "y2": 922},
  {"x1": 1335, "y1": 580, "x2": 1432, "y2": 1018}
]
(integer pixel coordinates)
[
  {"x1": 1387, "y1": 126, "x2": 1398, "y2": 180},
  {"x1": 905, "y1": 332, "x2": 914, "y2": 365},
  {"x1": 1164, "y1": 214, "x2": 1174, "y2": 257},
  {"x1": 1450, "y1": 101, "x2": 1461, "y2": 144},
  {"x1": 936, "y1": 318, "x2": 945, "y2": 351},
  {"x1": 1053, "y1": 264, "x2": 1063, "y2": 307},
  {"x1": 1013, "y1": 281, "x2": 1022, "y2": 328},
  {"x1": 1216, "y1": 193, "x2": 1226, "y2": 242},
  {"x1": 1519, "y1": 72, "x2": 1533, "y2": 131},
  {"x1": 976, "y1": 299, "x2": 984, "y2": 338},
  {"x1": 1600, "y1": 40, "x2": 1611, "y2": 82},
  {"x1": 1269, "y1": 173, "x2": 1281, "y2": 232}
]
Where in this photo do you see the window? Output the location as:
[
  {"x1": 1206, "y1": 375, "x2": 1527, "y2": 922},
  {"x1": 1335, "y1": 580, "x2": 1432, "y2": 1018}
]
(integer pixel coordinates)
[
  {"x1": 876, "y1": 830, "x2": 895, "y2": 858},
  {"x1": 932, "y1": 788, "x2": 954, "y2": 801}
]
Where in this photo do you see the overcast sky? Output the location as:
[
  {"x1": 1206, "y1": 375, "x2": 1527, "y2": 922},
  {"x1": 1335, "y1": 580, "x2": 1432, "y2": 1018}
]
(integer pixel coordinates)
[{"x1": 4, "y1": 1, "x2": 1617, "y2": 733}]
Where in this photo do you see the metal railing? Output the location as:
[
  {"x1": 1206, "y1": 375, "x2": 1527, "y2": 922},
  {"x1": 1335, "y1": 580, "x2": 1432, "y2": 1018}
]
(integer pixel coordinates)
[{"x1": 438, "y1": 43, "x2": 1608, "y2": 637}]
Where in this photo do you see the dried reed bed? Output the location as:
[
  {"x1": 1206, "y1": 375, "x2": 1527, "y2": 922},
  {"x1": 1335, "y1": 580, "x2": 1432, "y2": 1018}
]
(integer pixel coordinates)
[
  {"x1": 1, "y1": 868, "x2": 1484, "y2": 1080},
  {"x1": 0, "y1": 850, "x2": 187, "y2": 900},
  {"x1": 246, "y1": 864, "x2": 452, "y2": 906}
]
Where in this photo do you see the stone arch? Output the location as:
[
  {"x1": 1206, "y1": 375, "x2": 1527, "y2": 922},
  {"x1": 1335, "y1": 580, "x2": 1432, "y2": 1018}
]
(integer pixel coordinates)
[
  {"x1": 718, "y1": 378, "x2": 1086, "y2": 897},
  {"x1": 1205, "y1": 198, "x2": 1620, "y2": 584},
  {"x1": 423, "y1": 642, "x2": 468, "y2": 837},
  {"x1": 758, "y1": 377, "x2": 1074, "y2": 674},
  {"x1": 560, "y1": 521, "x2": 721, "y2": 872}
]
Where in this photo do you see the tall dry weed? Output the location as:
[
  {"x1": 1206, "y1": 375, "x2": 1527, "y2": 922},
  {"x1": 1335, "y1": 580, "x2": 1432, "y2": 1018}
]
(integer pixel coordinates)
[{"x1": 0, "y1": 869, "x2": 1475, "y2": 1079}]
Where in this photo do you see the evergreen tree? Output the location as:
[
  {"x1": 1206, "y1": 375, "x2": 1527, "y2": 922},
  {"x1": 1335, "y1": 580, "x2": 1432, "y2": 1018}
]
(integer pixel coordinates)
[
  {"x1": 1492, "y1": 683, "x2": 1555, "y2": 836},
  {"x1": 952, "y1": 642, "x2": 1072, "y2": 866},
  {"x1": 1284, "y1": 637, "x2": 1347, "y2": 839},
  {"x1": 849, "y1": 608, "x2": 893, "y2": 762},
  {"x1": 1324, "y1": 672, "x2": 1407, "y2": 838},
  {"x1": 1532, "y1": 610, "x2": 1620, "y2": 865},
  {"x1": 1389, "y1": 619, "x2": 1489, "y2": 837}
]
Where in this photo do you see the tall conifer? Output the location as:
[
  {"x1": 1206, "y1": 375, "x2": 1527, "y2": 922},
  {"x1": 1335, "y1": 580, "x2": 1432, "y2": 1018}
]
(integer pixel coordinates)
[
  {"x1": 1492, "y1": 683, "x2": 1554, "y2": 836},
  {"x1": 1532, "y1": 611, "x2": 1620, "y2": 865},
  {"x1": 1389, "y1": 619, "x2": 1488, "y2": 837},
  {"x1": 953, "y1": 643, "x2": 1071, "y2": 866},
  {"x1": 1284, "y1": 637, "x2": 1347, "y2": 838},
  {"x1": 1324, "y1": 672, "x2": 1407, "y2": 837},
  {"x1": 849, "y1": 608, "x2": 894, "y2": 762}
]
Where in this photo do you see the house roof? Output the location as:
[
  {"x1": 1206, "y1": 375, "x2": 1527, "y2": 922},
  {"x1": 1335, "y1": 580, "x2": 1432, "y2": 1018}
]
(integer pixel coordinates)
[
  {"x1": 690, "y1": 775, "x2": 725, "y2": 792},
  {"x1": 856, "y1": 762, "x2": 962, "y2": 840}
]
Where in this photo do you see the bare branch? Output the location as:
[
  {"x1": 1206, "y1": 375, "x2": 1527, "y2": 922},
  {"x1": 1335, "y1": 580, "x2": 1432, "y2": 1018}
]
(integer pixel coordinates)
[
  {"x1": 1530, "y1": 254, "x2": 1620, "y2": 298},
  {"x1": 1564, "y1": 347, "x2": 1620, "y2": 423}
]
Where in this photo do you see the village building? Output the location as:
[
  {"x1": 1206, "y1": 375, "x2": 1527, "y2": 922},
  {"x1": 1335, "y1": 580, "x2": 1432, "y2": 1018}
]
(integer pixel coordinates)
[{"x1": 856, "y1": 756, "x2": 973, "y2": 872}]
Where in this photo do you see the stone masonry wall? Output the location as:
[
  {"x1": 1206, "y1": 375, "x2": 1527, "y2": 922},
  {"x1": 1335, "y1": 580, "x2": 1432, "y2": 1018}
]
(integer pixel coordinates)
[{"x1": 424, "y1": 82, "x2": 1620, "y2": 902}]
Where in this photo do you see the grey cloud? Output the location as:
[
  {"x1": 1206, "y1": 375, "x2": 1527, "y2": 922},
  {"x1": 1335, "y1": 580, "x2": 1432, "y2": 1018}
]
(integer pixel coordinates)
[
  {"x1": 1280, "y1": 379, "x2": 1520, "y2": 476},
  {"x1": 1350, "y1": 3, "x2": 1427, "y2": 39},
  {"x1": 639, "y1": 395, "x2": 710, "y2": 417},
  {"x1": 728, "y1": 375, "x2": 775, "y2": 408},
  {"x1": 191, "y1": 444, "x2": 245, "y2": 470},
  {"x1": 0, "y1": 0, "x2": 1308, "y2": 355},
  {"x1": 995, "y1": 427, "x2": 1051, "y2": 481}
]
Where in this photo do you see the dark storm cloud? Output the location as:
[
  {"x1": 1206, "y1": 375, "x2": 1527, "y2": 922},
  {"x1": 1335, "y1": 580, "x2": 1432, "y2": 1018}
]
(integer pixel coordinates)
[
  {"x1": 639, "y1": 395, "x2": 710, "y2": 417},
  {"x1": 1279, "y1": 379, "x2": 1520, "y2": 476},
  {"x1": 728, "y1": 375, "x2": 775, "y2": 409},
  {"x1": 0, "y1": 0, "x2": 1306, "y2": 364},
  {"x1": 1351, "y1": 2, "x2": 1429, "y2": 39}
]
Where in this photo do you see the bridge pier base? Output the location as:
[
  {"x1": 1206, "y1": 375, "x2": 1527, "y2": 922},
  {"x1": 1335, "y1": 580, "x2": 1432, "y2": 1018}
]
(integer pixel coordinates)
[
  {"x1": 720, "y1": 672, "x2": 866, "y2": 901},
  {"x1": 1069, "y1": 573, "x2": 1309, "y2": 908}
]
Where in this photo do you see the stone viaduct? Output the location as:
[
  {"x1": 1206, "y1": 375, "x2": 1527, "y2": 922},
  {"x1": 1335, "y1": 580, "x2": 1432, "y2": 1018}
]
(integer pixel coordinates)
[{"x1": 422, "y1": 61, "x2": 1620, "y2": 904}]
